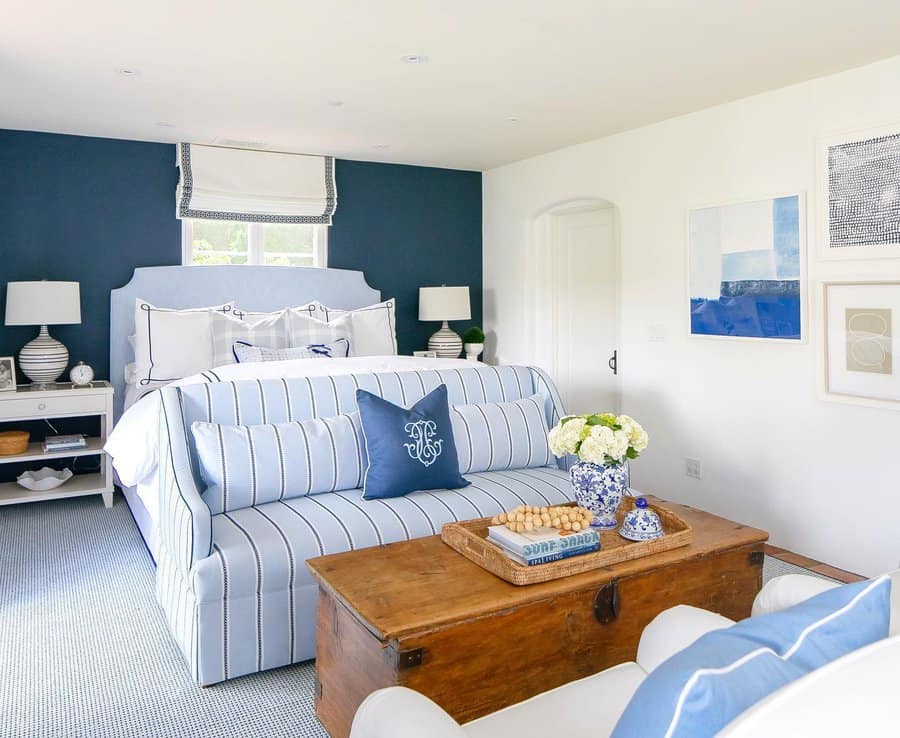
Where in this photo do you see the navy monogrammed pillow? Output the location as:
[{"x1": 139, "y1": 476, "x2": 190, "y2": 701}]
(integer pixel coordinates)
[{"x1": 356, "y1": 384, "x2": 470, "y2": 500}]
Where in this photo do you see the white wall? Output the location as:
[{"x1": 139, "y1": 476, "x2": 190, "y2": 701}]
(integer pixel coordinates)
[{"x1": 483, "y1": 55, "x2": 900, "y2": 577}]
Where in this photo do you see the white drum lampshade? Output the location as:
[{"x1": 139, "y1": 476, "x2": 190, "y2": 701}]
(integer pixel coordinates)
[
  {"x1": 419, "y1": 286, "x2": 471, "y2": 358},
  {"x1": 5, "y1": 281, "x2": 81, "y2": 384}
]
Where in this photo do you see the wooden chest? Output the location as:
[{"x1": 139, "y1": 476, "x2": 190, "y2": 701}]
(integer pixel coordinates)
[{"x1": 307, "y1": 498, "x2": 767, "y2": 738}]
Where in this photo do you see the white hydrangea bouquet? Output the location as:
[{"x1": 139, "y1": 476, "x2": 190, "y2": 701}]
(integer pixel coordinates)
[
  {"x1": 548, "y1": 413, "x2": 648, "y2": 465},
  {"x1": 548, "y1": 413, "x2": 649, "y2": 529}
]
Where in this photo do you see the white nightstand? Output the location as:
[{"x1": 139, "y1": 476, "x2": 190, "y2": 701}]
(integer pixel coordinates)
[{"x1": 0, "y1": 381, "x2": 115, "y2": 508}]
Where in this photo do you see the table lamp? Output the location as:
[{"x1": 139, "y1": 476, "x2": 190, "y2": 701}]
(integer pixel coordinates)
[
  {"x1": 419, "y1": 286, "x2": 471, "y2": 358},
  {"x1": 4, "y1": 281, "x2": 81, "y2": 384}
]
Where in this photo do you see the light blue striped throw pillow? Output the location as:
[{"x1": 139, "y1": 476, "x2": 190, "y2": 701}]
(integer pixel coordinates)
[
  {"x1": 191, "y1": 413, "x2": 367, "y2": 513},
  {"x1": 611, "y1": 576, "x2": 891, "y2": 738},
  {"x1": 450, "y1": 394, "x2": 553, "y2": 474}
]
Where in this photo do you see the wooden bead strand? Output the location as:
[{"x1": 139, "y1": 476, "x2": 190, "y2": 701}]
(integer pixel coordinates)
[{"x1": 491, "y1": 505, "x2": 594, "y2": 532}]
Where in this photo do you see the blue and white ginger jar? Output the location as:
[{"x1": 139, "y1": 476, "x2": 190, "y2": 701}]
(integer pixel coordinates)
[
  {"x1": 619, "y1": 497, "x2": 665, "y2": 541},
  {"x1": 569, "y1": 460, "x2": 629, "y2": 530}
]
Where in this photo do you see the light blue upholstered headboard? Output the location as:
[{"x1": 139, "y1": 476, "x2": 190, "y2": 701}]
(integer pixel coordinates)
[{"x1": 109, "y1": 265, "x2": 380, "y2": 419}]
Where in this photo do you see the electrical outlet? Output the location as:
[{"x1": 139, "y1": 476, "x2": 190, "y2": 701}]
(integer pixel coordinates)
[
  {"x1": 685, "y1": 458, "x2": 702, "y2": 479},
  {"x1": 648, "y1": 324, "x2": 667, "y2": 342}
]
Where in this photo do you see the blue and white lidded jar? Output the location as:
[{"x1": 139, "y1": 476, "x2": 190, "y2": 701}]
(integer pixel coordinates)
[{"x1": 619, "y1": 497, "x2": 665, "y2": 541}]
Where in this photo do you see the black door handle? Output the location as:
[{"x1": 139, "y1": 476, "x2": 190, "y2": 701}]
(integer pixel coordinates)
[{"x1": 608, "y1": 350, "x2": 617, "y2": 376}]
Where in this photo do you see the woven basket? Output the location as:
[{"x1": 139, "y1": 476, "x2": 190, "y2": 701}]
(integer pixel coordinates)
[{"x1": 0, "y1": 430, "x2": 30, "y2": 456}]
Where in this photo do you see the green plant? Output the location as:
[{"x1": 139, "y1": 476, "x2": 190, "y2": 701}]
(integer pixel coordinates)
[{"x1": 462, "y1": 326, "x2": 485, "y2": 344}]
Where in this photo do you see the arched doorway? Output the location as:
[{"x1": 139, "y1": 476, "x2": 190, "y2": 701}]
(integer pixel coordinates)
[{"x1": 527, "y1": 198, "x2": 621, "y2": 414}]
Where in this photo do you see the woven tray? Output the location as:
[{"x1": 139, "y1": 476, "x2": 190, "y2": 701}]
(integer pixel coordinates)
[{"x1": 441, "y1": 498, "x2": 692, "y2": 586}]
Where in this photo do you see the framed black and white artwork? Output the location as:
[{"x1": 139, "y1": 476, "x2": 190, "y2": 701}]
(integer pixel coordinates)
[{"x1": 818, "y1": 125, "x2": 900, "y2": 260}]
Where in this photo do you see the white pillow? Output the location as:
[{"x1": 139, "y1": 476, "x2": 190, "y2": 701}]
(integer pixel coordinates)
[
  {"x1": 288, "y1": 311, "x2": 352, "y2": 348},
  {"x1": 233, "y1": 302, "x2": 326, "y2": 322},
  {"x1": 233, "y1": 338, "x2": 351, "y2": 363},
  {"x1": 286, "y1": 302, "x2": 328, "y2": 322},
  {"x1": 210, "y1": 310, "x2": 290, "y2": 367},
  {"x1": 319, "y1": 299, "x2": 397, "y2": 357},
  {"x1": 132, "y1": 299, "x2": 233, "y2": 385}
]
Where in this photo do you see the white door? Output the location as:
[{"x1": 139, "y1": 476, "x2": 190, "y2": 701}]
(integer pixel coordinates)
[{"x1": 530, "y1": 203, "x2": 619, "y2": 415}]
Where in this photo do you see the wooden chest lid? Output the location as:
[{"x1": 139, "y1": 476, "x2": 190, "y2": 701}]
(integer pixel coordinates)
[{"x1": 306, "y1": 496, "x2": 767, "y2": 641}]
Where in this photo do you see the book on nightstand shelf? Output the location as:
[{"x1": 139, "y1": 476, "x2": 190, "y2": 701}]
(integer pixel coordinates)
[
  {"x1": 487, "y1": 525, "x2": 601, "y2": 566},
  {"x1": 42, "y1": 434, "x2": 87, "y2": 453}
]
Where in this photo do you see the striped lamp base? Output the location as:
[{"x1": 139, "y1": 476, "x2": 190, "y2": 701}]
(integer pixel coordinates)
[
  {"x1": 19, "y1": 326, "x2": 69, "y2": 384},
  {"x1": 428, "y1": 322, "x2": 463, "y2": 358}
]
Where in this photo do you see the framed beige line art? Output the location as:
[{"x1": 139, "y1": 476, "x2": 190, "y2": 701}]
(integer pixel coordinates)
[{"x1": 823, "y1": 281, "x2": 900, "y2": 409}]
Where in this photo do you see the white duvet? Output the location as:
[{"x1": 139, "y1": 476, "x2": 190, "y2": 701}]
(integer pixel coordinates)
[{"x1": 106, "y1": 355, "x2": 472, "y2": 489}]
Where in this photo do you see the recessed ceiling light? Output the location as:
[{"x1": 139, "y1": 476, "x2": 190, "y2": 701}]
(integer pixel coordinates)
[
  {"x1": 372, "y1": 144, "x2": 391, "y2": 149},
  {"x1": 116, "y1": 67, "x2": 139, "y2": 77},
  {"x1": 327, "y1": 99, "x2": 344, "y2": 107},
  {"x1": 506, "y1": 116, "x2": 520, "y2": 123},
  {"x1": 400, "y1": 54, "x2": 428, "y2": 64}
]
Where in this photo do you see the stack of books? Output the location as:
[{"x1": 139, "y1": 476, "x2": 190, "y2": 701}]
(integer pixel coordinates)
[
  {"x1": 42, "y1": 434, "x2": 87, "y2": 453},
  {"x1": 487, "y1": 524, "x2": 600, "y2": 566}
]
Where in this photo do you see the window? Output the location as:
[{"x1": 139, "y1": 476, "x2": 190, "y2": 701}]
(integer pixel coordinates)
[{"x1": 182, "y1": 220, "x2": 327, "y2": 267}]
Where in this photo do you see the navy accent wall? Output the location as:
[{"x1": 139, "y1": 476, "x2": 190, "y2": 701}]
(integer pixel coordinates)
[
  {"x1": 329, "y1": 159, "x2": 482, "y2": 354},
  {"x1": 0, "y1": 129, "x2": 482, "y2": 381},
  {"x1": 0, "y1": 131, "x2": 182, "y2": 380}
]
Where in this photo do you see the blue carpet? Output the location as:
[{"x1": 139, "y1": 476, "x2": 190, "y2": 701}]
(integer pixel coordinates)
[
  {"x1": 0, "y1": 494, "x2": 831, "y2": 737},
  {"x1": 0, "y1": 495, "x2": 328, "y2": 738}
]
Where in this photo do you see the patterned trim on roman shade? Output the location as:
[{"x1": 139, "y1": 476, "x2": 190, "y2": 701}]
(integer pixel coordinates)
[{"x1": 176, "y1": 143, "x2": 337, "y2": 224}]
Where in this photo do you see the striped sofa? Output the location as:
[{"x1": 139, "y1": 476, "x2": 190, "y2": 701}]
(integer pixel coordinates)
[{"x1": 156, "y1": 365, "x2": 574, "y2": 686}]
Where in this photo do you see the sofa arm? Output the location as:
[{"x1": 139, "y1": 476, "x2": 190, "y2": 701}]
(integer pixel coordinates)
[
  {"x1": 636, "y1": 605, "x2": 735, "y2": 673},
  {"x1": 350, "y1": 688, "x2": 466, "y2": 738},
  {"x1": 158, "y1": 387, "x2": 212, "y2": 575},
  {"x1": 751, "y1": 574, "x2": 840, "y2": 617},
  {"x1": 719, "y1": 635, "x2": 900, "y2": 738}
]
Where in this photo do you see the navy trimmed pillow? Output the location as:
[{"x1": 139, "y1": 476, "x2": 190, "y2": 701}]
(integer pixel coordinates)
[
  {"x1": 233, "y1": 338, "x2": 350, "y2": 363},
  {"x1": 356, "y1": 384, "x2": 470, "y2": 500}
]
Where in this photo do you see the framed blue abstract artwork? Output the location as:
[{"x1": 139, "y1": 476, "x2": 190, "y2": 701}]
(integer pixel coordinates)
[{"x1": 688, "y1": 194, "x2": 804, "y2": 341}]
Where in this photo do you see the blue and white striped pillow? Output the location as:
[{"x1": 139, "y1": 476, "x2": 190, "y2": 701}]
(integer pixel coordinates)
[
  {"x1": 450, "y1": 394, "x2": 553, "y2": 474},
  {"x1": 191, "y1": 413, "x2": 367, "y2": 513}
]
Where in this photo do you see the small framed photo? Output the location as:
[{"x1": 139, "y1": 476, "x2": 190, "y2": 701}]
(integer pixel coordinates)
[
  {"x1": 413, "y1": 350, "x2": 438, "y2": 358},
  {"x1": 823, "y1": 282, "x2": 900, "y2": 409},
  {"x1": 0, "y1": 357, "x2": 16, "y2": 392}
]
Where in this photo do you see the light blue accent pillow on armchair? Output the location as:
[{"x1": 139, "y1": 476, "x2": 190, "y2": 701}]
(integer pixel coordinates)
[
  {"x1": 357, "y1": 384, "x2": 470, "y2": 500},
  {"x1": 611, "y1": 576, "x2": 891, "y2": 738}
]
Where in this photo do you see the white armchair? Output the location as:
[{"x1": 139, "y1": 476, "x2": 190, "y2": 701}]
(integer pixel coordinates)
[{"x1": 350, "y1": 571, "x2": 900, "y2": 738}]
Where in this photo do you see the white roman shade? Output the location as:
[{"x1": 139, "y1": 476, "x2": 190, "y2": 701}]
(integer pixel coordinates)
[{"x1": 176, "y1": 143, "x2": 337, "y2": 224}]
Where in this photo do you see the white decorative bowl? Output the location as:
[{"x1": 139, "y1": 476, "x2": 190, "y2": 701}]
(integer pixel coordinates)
[{"x1": 17, "y1": 467, "x2": 73, "y2": 491}]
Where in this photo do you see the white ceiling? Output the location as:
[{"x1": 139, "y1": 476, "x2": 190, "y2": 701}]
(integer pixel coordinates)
[{"x1": 4, "y1": 1, "x2": 900, "y2": 171}]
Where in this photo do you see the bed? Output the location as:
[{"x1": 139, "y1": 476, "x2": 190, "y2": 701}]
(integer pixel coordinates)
[
  {"x1": 108, "y1": 264, "x2": 469, "y2": 558},
  {"x1": 106, "y1": 265, "x2": 580, "y2": 685}
]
